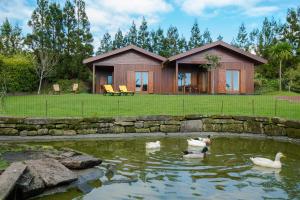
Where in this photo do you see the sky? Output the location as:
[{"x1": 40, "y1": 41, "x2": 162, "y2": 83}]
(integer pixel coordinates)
[{"x1": 0, "y1": 0, "x2": 299, "y2": 50}]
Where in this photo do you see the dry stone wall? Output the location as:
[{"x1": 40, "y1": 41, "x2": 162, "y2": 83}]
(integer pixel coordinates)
[{"x1": 0, "y1": 115, "x2": 299, "y2": 138}]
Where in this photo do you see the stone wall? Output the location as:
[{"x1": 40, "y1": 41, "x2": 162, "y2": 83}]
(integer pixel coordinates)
[{"x1": 0, "y1": 115, "x2": 299, "y2": 138}]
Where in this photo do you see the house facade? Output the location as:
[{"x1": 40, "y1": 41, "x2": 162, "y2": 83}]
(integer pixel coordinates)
[{"x1": 83, "y1": 41, "x2": 267, "y2": 94}]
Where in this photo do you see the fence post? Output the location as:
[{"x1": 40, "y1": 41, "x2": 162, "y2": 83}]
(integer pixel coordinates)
[
  {"x1": 45, "y1": 99, "x2": 48, "y2": 117},
  {"x1": 182, "y1": 98, "x2": 185, "y2": 116},
  {"x1": 274, "y1": 99, "x2": 277, "y2": 116},
  {"x1": 81, "y1": 101, "x2": 84, "y2": 117},
  {"x1": 252, "y1": 99, "x2": 254, "y2": 116},
  {"x1": 221, "y1": 100, "x2": 224, "y2": 115}
]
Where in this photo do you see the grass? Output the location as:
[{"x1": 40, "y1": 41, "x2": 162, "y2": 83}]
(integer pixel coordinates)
[{"x1": 0, "y1": 93, "x2": 299, "y2": 120}]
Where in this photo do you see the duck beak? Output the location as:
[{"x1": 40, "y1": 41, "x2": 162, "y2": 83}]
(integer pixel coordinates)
[{"x1": 282, "y1": 154, "x2": 286, "y2": 158}]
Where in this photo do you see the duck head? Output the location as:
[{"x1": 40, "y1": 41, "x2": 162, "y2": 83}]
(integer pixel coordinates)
[
  {"x1": 275, "y1": 152, "x2": 285, "y2": 161},
  {"x1": 201, "y1": 146, "x2": 209, "y2": 154}
]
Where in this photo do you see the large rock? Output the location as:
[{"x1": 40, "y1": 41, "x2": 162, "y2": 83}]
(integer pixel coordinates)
[
  {"x1": 243, "y1": 121, "x2": 263, "y2": 134},
  {"x1": 0, "y1": 162, "x2": 27, "y2": 200},
  {"x1": 160, "y1": 125, "x2": 180, "y2": 133},
  {"x1": 135, "y1": 128, "x2": 150, "y2": 133},
  {"x1": 24, "y1": 158, "x2": 77, "y2": 187},
  {"x1": 264, "y1": 125, "x2": 286, "y2": 136},
  {"x1": 222, "y1": 123, "x2": 244, "y2": 133},
  {"x1": 286, "y1": 128, "x2": 300, "y2": 138},
  {"x1": 180, "y1": 120, "x2": 202, "y2": 132},
  {"x1": 202, "y1": 123, "x2": 222, "y2": 132},
  {"x1": 60, "y1": 155, "x2": 102, "y2": 169},
  {"x1": 0, "y1": 128, "x2": 18, "y2": 135}
]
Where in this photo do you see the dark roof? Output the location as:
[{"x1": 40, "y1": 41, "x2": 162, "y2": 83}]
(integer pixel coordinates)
[
  {"x1": 168, "y1": 41, "x2": 267, "y2": 64},
  {"x1": 83, "y1": 44, "x2": 167, "y2": 64}
]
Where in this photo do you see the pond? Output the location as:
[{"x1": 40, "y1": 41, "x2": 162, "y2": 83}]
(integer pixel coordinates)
[{"x1": 27, "y1": 137, "x2": 300, "y2": 200}]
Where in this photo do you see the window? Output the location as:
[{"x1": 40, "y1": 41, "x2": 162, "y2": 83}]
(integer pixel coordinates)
[
  {"x1": 178, "y1": 72, "x2": 191, "y2": 93},
  {"x1": 226, "y1": 70, "x2": 240, "y2": 92},
  {"x1": 135, "y1": 72, "x2": 148, "y2": 92},
  {"x1": 107, "y1": 75, "x2": 113, "y2": 85}
]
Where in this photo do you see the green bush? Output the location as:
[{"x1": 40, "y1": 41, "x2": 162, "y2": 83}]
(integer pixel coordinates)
[
  {"x1": 285, "y1": 65, "x2": 300, "y2": 93},
  {"x1": 43, "y1": 79, "x2": 89, "y2": 94},
  {"x1": 0, "y1": 54, "x2": 38, "y2": 93},
  {"x1": 254, "y1": 73, "x2": 279, "y2": 94}
]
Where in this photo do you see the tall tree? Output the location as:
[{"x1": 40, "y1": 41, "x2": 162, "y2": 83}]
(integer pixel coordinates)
[
  {"x1": 0, "y1": 18, "x2": 23, "y2": 55},
  {"x1": 178, "y1": 35, "x2": 188, "y2": 53},
  {"x1": 270, "y1": 42, "x2": 293, "y2": 91},
  {"x1": 188, "y1": 20, "x2": 202, "y2": 49},
  {"x1": 97, "y1": 32, "x2": 112, "y2": 54},
  {"x1": 217, "y1": 35, "x2": 223, "y2": 41},
  {"x1": 48, "y1": 2, "x2": 64, "y2": 53},
  {"x1": 137, "y1": 17, "x2": 150, "y2": 50},
  {"x1": 112, "y1": 29, "x2": 124, "y2": 49},
  {"x1": 125, "y1": 21, "x2": 138, "y2": 46},
  {"x1": 202, "y1": 29, "x2": 212, "y2": 44},
  {"x1": 165, "y1": 26, "x2": 180, "y2": 57},
  {"x1": 233, "y1": 23, "x2": 250, "y2": 51},
  {"x1": 63, "y1": 0, "x2": 76, "y2": 56},
  {"x1": 150, "y1": 27, "x2": 165, "y2": 56}
]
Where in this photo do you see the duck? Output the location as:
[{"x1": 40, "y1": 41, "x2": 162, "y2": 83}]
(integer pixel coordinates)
[
  {"x1": 200, "y1": 135, "x2": 211, "y2": 145},
  {"x1": 146, "y1": 141, "x2": 160, "y2": 149},
  {"x1": 250, "y1": 152, "x2": 285, "y2": 169},
  {"x1": 187, "y1": 138, "x2": 206, "y2": 147},
  {"x1": 183, "y1": 146, "x2": 209, "y2": 159}
]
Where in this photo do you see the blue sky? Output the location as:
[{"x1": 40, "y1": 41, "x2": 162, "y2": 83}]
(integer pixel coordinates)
[{"x1": 0, "y1": 0, "x2": 299, "y2": 49}]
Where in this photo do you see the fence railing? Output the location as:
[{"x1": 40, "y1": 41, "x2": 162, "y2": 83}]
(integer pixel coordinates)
[{"x1": 0, "y1": 94, "x2": 299, "y2": 120}]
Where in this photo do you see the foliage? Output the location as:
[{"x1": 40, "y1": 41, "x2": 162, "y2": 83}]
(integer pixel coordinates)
[
  {"x1": 188, "y1": 20, "x2": 202, "y2": 49},
  {"x1": 125, "y1": 21, "x2": 138, "y2": 46},
  {"x1": 285, "y1": 64, "x2": 300, "y2": 93},
  {"x1": 0, "y1": 54, "x2": 38, "y2": 93},
  {"x1": 49, "y1": 79, "x2": 89, "y2": 93},
  {"x1": 137, "y1": 17, "x2": 150, "y2": 51},
  {"x1": 254, "y1": 73, "x2": 279, "y2": 94},
  {"x1": 113, "y1": 29, "x2": 125, "y2": 49},
  {"x1": 97, "y1": 32, "x2": 112, "y2": 54},
  {"x1": 232, "y1": 23, "x2": 250, "y2": 51}
]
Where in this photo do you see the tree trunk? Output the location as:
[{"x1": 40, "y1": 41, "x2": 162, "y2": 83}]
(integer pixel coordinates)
[
  {"x1": 37, "y1": 77, "x2": 43, "y2": 95},
  {"x1": 279, "y1": 60, "x2": 282, "y2": 91}
]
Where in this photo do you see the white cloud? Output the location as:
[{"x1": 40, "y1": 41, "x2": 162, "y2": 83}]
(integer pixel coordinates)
[
  {"x1": 85, "y1": 0, "x2": 173, "y2": 48},
  {"x1": 176, "y1": 0, "x2": 278, "y2": 17}
]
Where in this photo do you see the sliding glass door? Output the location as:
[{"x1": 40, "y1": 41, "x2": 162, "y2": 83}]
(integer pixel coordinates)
[
  {"x1": 135, "y1": 72, "x2": 149, "y2": 92},
  {"x1": 178, "y1": 72, "x2": 191, "y2": 93},
  {"x1": 226, "y1": 70, "x2": 240, "y2": 93}
]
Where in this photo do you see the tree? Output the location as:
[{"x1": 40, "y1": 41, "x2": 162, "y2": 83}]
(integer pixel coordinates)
[
  {"x1": 233, "y1": 23, "x2": 250, "y2": 51},
  {"x1": 63, "y1": 0, "x2": 76, "y2": 56},
  {"x1": 202, "y1": 29, "x2": 212, "y2": 44},
  {"x1": 48, "y1": 2, "x2": 64, "y2": 53},
  {"x1": 205, "y1": 54, "x2": 221, "y2": 94},
  {"x1": 217, "y1": 35, "x2": 223, "y2": 41},
  {"x1": 112, "y1": 29, "x2": 124, "y2": 49},
  {"x1": 150, "y1": 27, "x2": 165, "y2": 56},
  {"x1": 285, "y1": 64, "x2": 300, "y2": 92},
  {"x1": 165, "y1": 26, "x2": 180, "y2": 57},
  {"x1": 270, "y1": 42, "x2": 293, "y2": 91},
  {"x1": 137, "y1": 17, "x2": 150, "y2": 50},
  {"x1": 188, "y1": 20, "x2": 202, "y2": 49},
  {"x1": 97, "y1": 32, "x2": 112, "y2": 54},
  {"x1": 178, "y1": 35, "x2": 188, "y2": 53},
  {"x1": 125, "y1": 21, "x2": 138, "y2": 46},
  {"x1": 0, "y1": 18, "x2": 23, "y2": 55},
  {"x1": 35, "y1": 50, "x2": 58, "y2": 94}
]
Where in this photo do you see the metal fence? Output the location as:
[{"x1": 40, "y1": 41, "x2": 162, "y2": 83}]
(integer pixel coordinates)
[{"x1": 0, "y1": 94, "x2": 299, "y2": 120}]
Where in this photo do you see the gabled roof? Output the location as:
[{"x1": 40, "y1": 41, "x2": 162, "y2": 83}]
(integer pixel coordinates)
[
  {"x1": 168, "y1": 41, "x2": 267, "y2": 64},
  {"x1": 83, "y1": 44, "x2": 167, "y2": 64}
]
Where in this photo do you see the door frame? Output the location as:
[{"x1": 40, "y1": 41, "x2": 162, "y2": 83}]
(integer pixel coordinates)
[
  {"x1": 225, "y1": 69, "x2": 240, "y2": 94},
  {"x1": 135, "y1": 71, "x2": 149, "y2": 93}
]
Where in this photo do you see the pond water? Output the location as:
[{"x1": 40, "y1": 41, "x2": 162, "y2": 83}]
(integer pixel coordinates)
[{"x1": 31, "y1": 137, "x2": 300, "y2": 200}]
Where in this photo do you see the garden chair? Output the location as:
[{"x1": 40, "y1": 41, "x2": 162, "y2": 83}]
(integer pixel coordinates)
[
  {"x1": 119, "y1": 85, "x2": 134, "y2": 96},
  {"x1": 53, "y1": 84, "x2": 60, "y2": 95},
  {"x1": 72, "y1": 83, "x2": 79, "y2": 94},
  {"x1": 103, "y1": 85, "x2": 120, "y2": 96}
]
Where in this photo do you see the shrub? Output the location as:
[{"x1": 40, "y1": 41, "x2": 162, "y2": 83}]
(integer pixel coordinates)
[
  {"x1": 43, "y1": 79, "x2": 89, "y2": 94},
  {"x1": 0, "y1": 54, "x2": 38, "y2": 93},
  {"x1": 254, "y1": 73, "x2": 279, "y2": 94},
  {"x1": 285, "y1": 65, "x2": 300, "y2": 93}
]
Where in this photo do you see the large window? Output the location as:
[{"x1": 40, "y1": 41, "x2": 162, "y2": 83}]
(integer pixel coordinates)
[
  {"x1": 107, "y1": 74, "x2": 113, "y2": 85},
  {"x1": 226, "y1": 70, "x2": 240, "y2": 92},
  {"x1": 178, "y1": 72, "x2": 191, "y2": 93},
  {"x1": 135, "y1": 72, "x2": 148, "y2": 92}
]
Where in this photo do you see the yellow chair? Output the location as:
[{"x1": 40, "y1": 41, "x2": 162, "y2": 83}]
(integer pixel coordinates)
[
  {"x1": 53, "y1": 84, "x2": 60, "y2": 95},
  {"x1": 103, "y1": 85, "x2": 120, "y2": 96},
  {"x1": 119, "y1": 85, "x2": 134, "y2": 96},
  {"x1": 72, "y1": 83, "x2": 79, "y2": 94}
]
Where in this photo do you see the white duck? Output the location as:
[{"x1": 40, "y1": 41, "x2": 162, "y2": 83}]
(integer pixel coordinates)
[
  {"x1": 146, "y1": 141, "x2": 160, "y2": 149},
  {"x1": 250, "y1": 152, "x2": 285, "y2": 169},
  {"x1": 198, "y1": 135, "x2": 212, "y2": 146},
  {"x1": 183, "y1": 147, "x2": 208, "y2": 159},
  {"x1": 187, "y1": 138, "x2": 206, "y2": 147}
]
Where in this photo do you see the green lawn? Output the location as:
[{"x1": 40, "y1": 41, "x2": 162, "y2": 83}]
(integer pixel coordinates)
[{"x1": 0, "y1": 93, "x2": 299, "y2": 120}]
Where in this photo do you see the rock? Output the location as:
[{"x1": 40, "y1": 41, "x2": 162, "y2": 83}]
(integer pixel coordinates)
[
  {"x1": 60, "y1": 155, "x2": 102, "y2": 169},
  {"x1": 180, "y1": 120, "x2": 202, "y2": 132},
  {"x1": 0, "y1": 123, "x2": 16, "y2": 128},
  {"x1": 16, "y1": 124, "x2": 40, "y2": 131},
  {"x1": 160, "y1": 125, "x2": 180, "y2": 133},
  {"x1": 49, "y1": 129, "x2": 64, "y2": 136},
  {"x1": 244, "y1": 121, "x2": 263, "y2": 134},
  {"x1": 135, "y1": 128, "x2": 150, "y2": 133},
  {"x1": 143, "y1": 121, "x2": 161, "y2": 128},
  {"x1": 134, "y1": 122, "x2": 144, "y2": 128},
  {"x1": 24, "y1": 158, "x2": 77, "y2": 187},
  {"x1": 286, "y1": 128, "x2": 300, "y2": 138},
  {"x1": 149, "y1": 126, "x2": 160, "y2": 132},
  {"x1": 232, "y1": 116, "x2": 253, "y2": 121},
  {"x1": 137, "y1": 115, "x2": 172, "y2": 121},
  {"x1": 24, "y1": 118, "x2": 49, "y2": 125},
  {"x1": 0, "y1": 162, "x2": 27, "y2": 200},
  {"x1": 55, "y1": 124, "x2": 69, "y2": 129},
  {"x1": 285, "y1": 120, "x2": 300, "y2": 129},
  {"x1": 110, "y1": 126, "x2": 125, "y2": 133},
  {"x1": 125, "y1": 126, "x2": 136, "y2": 133},
  {"x1": 222, "y1": 124, "x2": 244, "y2": 133},
  {"x1": 97, "y1": 123, "x2": 113, "y2": 128},
  {"x1": 0, "y1": 128, "x2": 18, "y2": 135},
  {"x1": 202, "y1": 123, "x2": 222, "y2": 132},
  {"x1": 114, "y1": 121, "x2": 134, "y2": 126},
  {"x1": 76, "y1": 129, "x2": 97, "y2": 134},
  {"x1": 37, "y1": 128, "x2": 49, "y2": 135},
  {"x1": 211, "y1": 115, "x2": 233, "y2": 119},
  {"x1": 63, "y1": 130, "x2": 77, "y2": 136},
  {"x1": 264, "y1": 125, "x2": 286, "y2": 136},
  {"x1": 97, "y1": 128, "x2": 111, "y2": 134},
  {"x1": 114, "y1": 116, "x2": 136, "y2": 122},
  {"x1": 0, "y1": 117, "x2": 25, "y2": 124},
  {"x1": 164, "y1": 120, "x2": 181, "y2": 125},
  {"x1": 185, "y1": 114, "x2": 206, "y2": 120},
  {"x1": 26, "y1": 130, "x2": 38, "y2": 136}
]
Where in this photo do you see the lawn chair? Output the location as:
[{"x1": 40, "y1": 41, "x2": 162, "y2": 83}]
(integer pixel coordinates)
[
  {"x1": 103, "y1": 85, "x2": 120, "y2": 96},
  {"x1": 119, "y1": 85, "x2": 134, "y2": 96},
  {"x1": 72, "y1": 83, "x2": 79, "y2": 94},
  {"x1": 53, "y1": 84, "x2": 60, "y2": 95}
]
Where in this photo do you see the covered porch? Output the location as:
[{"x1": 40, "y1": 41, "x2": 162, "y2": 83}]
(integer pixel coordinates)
[{"x1": 92, "y1": 64, "x2": 114, "y2": 93}]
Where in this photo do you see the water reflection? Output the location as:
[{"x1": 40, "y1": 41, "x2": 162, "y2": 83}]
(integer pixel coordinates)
[{"x1": 33, "y1": 137, "x2": 300, "y2": 200}]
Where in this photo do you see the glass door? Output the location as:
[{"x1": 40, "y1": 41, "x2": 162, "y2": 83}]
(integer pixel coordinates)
[
  {"x1": 226, "y1": 70, "x2": 240, "y2": 93},
  {"x1": 135, "y1": 72, "x2": 149, "y2": 93},
  {"x1": 178, "y1": 72, "x2": 191, "y2": 93}
]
